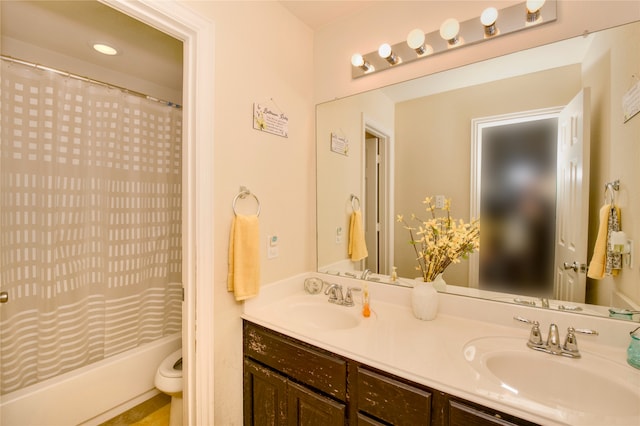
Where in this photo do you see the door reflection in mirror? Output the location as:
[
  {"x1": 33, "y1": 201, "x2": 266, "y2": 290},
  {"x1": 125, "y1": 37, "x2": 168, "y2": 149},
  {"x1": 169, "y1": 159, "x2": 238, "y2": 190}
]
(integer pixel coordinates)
[{"x1": 479, "y1": 118, "x2": 557, "y2": 297}]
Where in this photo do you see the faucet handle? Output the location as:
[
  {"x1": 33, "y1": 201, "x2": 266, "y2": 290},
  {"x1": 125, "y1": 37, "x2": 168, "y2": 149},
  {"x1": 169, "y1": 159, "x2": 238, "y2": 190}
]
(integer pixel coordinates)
[
  {"x1": 344, "y1": 287, "x2": 361, "y2": 307},
  {"x1": 562, "y1": 326, "x2": 598, "y2": 356},
  {"x1": 513, "y1": 316, "x2": 543, "y2": 346}
]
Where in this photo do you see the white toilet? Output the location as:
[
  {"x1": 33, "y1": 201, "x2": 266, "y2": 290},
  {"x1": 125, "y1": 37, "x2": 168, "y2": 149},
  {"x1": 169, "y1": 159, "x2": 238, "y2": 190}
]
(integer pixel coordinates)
[{"x1": 155, "y1": 349, "x2": 183, "y2": 426}]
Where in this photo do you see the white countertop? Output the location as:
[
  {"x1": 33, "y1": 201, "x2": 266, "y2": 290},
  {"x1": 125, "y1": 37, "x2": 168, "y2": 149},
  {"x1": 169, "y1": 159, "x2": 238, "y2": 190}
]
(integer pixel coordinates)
[{"x1": 243, "y1": 272, "x2": 640, "y2": 426}]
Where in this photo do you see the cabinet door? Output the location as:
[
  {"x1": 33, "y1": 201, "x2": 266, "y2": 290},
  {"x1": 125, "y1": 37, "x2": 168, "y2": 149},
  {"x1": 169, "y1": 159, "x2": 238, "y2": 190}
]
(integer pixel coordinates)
[
  {"x1": 244, "y1": 359, "x2": 287, "y2": 426},
  {"x1": 287, "y1": 381, "x2": 346, "y2": 426}
]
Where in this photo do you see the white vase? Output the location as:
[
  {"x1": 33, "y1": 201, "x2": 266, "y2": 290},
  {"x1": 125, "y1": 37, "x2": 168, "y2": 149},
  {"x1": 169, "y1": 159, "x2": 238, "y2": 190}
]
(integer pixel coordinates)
[
  {"x1": 431, "y1": 273, "x2": 447, "y2": 292},
  {"x1": 411, "y1": 280, "x2": 439, "y2": 321}
]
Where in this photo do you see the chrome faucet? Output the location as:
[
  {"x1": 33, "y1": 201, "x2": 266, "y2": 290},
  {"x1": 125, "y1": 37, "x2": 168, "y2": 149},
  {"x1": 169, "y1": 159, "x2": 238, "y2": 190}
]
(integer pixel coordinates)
[
  {"x1": 325, "y1": 283, "x2": 362, "y2": 307},
  {"x1": 514, "y1": 316, "x2": 598, "y2": 358},
  {"x1": 325, "y1": 283, "x2": 344, "y2": 304},
  {"x1": 360, "y1": 269, "x2": 372, "y2": 280},
  {"x1": 540, "y1": 297, "x2": 550, "y2": 308}
]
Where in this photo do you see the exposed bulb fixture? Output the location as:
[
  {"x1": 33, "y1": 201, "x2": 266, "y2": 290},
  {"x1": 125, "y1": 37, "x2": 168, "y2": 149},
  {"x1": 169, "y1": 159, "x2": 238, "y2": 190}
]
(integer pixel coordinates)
[
  {"x1": 93, "y1": 43, "x2": 118, "y2": 56},
  {"x1": 526, "y1": 0, "x2": 545, "y2": 23},
  {"x1": 481, "y1": 7, "x2": 499, "y2": 37},
  {"x1": 351, "y1": 53, "x2": 373, "y2": 72},
  {"x1": 406, "y1": 29, "x2": 431, "y2": 56},
  {"x1": 439, "y1": 18, "x2": 461, "y2": 46},
  {"x1": 378, "y1": 43, "x2": 400, "y2": 65},
  {"x1": 350, "y1": 1, "x2": 557, "y2": 79}
]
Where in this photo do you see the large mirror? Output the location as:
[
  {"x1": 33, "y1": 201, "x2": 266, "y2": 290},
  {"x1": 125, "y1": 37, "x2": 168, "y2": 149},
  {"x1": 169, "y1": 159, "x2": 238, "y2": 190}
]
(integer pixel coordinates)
[{"x1": 317, "y1": 20, "x2": 640, "y2": 320}]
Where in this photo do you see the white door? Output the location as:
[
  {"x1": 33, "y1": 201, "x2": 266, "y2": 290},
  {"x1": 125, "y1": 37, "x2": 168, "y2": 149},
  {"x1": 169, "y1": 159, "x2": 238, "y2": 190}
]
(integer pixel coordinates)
[{"x1": 554, "y1": 88, "x2": 591, "y2": 302}]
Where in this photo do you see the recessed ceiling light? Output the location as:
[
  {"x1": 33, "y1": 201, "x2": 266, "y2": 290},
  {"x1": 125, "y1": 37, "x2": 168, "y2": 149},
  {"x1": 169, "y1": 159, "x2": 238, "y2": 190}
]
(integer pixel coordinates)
[{"x1": 93, "y1": 43, "x2": 118, "y2": 56}]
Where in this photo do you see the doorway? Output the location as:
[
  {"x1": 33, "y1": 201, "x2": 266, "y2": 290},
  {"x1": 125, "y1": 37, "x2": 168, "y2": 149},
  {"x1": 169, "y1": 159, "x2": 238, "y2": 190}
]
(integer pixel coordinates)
[
  {"x1": 470, "y1": 91, "x2": 590, "y2": 303},
  {"x1": 363, "y1": 123, "x2": 393, "y2": 275},
  {"x1": 0, "y1": 1, "x2": 215, "y2": 424},
  {"x1": 477, "y1": 117, "x2": 558, "y2": 297}
]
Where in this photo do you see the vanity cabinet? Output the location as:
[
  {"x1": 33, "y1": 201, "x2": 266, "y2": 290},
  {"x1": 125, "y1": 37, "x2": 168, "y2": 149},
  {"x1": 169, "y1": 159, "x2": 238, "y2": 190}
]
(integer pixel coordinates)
[
  {"x1": 243, "y1": 321, "x2": 538, "y2": 426},
  {"x1": 243, "y1": 321, "x2": 348, "y2": 425}
]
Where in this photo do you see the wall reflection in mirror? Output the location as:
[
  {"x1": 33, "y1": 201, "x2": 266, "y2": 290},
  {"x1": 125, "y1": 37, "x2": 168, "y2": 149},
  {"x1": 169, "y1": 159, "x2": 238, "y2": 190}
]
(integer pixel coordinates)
[{"x1": 316, "y1": 20, "x2": 640, "y2": 321}]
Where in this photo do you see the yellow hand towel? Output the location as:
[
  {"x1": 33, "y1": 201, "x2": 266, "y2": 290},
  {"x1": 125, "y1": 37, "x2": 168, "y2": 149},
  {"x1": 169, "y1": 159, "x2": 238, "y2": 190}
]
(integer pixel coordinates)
[
  {"x1": 349, "y1": 210, "x2": 368, "y2": 261},
  {"x1": 587, "y1": 205, "x2": 609, "y2": 279},
  {"x1": 227, "y1": 214, "x2": 260, "y2": 301}
]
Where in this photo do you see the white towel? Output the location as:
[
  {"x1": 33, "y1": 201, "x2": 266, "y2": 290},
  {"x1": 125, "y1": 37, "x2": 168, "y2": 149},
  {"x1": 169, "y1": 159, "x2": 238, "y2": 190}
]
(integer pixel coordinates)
[
  {"x1": 348, "y1": 210, "x2": 368, "y2": 261},
  {"x1": 227, "y1": 214, "x2": 260, "y2": 301}
]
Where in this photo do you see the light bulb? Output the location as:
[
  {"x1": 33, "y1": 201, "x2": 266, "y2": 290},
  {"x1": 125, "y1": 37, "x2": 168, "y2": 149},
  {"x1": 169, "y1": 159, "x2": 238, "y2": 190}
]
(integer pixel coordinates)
[
  {"x1": 481, "y1": 7, "x2": 498, "y2": 26},
  {"x1": 351, "y1": 53, "x2": 372, "y2": 72},
  {"x1": 351, "y1": 53, "x2": 364, "y2": 67},
  {"x1": 439, "y1": 18, "x2": 460, "y2": 45},
  {"x1": 481, "y1": 7, "x2": 499, "y2": 36},
  {"x1": 407, "y1": 29, "x2": 425, "y2": 50},
  {"x1": 526, "y1": 0, "x2": 545, "y2": 22},
  {"x1": 526, "y1": 0, "x2": 545, "y2": 12},
  {"x1": 378, "y1": 43, "x2": 392, "y2": 59},
  {"x1": 378, "y1": 43, "x2": 399, "y2": 65}
]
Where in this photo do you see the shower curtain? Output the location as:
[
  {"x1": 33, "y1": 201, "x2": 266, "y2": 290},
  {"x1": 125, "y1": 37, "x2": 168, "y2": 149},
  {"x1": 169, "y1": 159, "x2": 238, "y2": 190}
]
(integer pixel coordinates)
[{"x1": 0, "y1": 60, "x2": 182, "y2": 394}]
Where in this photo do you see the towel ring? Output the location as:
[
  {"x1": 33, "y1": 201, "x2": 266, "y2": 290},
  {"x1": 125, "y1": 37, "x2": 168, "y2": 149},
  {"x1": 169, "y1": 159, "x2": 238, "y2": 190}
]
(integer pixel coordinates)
[
  {"x1": 351, "y1": 194, "x2": 361, "y2": 211},
  {"x1": 604, "y1": 179, "x2": 620, "y2": 207},
  {"x1": 233, "y1": 187, "x2": 261, "y2": 216}
]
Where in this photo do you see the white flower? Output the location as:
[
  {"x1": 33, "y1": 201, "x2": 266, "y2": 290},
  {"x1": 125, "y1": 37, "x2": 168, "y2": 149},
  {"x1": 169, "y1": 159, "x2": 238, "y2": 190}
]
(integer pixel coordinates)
[{"x1": 397, "y1": 197, "x2": 480, "y2": 282}]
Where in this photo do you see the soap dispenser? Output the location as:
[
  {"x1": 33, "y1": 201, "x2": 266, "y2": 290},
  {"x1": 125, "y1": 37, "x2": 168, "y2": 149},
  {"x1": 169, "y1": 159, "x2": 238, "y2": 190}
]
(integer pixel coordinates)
[{"x1": 362, "y1": 282, "x2": 371, "y2": 318}]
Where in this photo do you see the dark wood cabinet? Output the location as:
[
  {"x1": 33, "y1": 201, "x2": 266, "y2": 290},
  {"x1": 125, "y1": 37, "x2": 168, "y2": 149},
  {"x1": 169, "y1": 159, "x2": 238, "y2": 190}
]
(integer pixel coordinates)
[
  {"x1": 243, "y1": 320, "x2": 538, "y2": 426},
  {"x1": 244, "y1": 359, "x2": 287, "y2": 426},
  {"x1": 356, "y1": 367, "x2": 431, "y2": 425},
  {"x1": 287, "y1": 380, "x2": 346, "y2": 426},
  {"x1": 447, "y1": 400, "x2": 530, "y2": 426}
]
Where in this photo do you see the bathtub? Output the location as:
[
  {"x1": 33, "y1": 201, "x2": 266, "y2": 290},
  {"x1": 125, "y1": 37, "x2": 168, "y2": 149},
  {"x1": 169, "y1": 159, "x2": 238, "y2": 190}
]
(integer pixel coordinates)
[{"x1": 0, "y1": 332, "x2": 181, "y2": 425}]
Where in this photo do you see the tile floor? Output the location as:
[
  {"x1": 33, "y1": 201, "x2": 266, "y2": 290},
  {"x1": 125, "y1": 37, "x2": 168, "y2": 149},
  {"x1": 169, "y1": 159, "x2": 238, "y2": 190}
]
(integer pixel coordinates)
[{"x1": 100, "y1": 393, "x2": 170, "y2": 426}]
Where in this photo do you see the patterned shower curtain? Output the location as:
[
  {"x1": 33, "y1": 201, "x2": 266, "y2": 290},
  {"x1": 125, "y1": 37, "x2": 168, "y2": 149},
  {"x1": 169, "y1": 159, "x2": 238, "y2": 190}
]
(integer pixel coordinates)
[{"x1": 0, "y1": 60, "x2": 182, "y2": 394}]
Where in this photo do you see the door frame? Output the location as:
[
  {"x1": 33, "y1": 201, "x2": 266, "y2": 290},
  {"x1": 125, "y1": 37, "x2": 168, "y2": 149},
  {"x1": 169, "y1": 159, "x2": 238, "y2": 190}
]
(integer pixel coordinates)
[
  {"x1": 102, "y1": 1, "x2": 215, "y2": 424},
  {"x1": 469, "y1": 106, "x2": 562, "y2": 288},
  {"x1": 361, "y1": 114, "x2": 394, "y2": 275}
]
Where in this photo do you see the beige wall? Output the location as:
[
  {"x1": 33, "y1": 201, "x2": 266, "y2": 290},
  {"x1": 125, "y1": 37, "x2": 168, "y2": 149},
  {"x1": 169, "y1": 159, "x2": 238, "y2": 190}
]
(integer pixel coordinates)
[
  {"x1": 583, "y1": 22, "x2": 640, "y2": 307},
  {"x1": 316, "y1": 91, "x2": 395, "y2": 269},
  {"x1": 394, "y1": 65, "x2": 582, "y2": 284},
  {"x1": 182, "y1": 1, "x2": 314, "y2": 424},
  {"x1": 314, "y1": 1, "x2": 640, "y2": 103}
]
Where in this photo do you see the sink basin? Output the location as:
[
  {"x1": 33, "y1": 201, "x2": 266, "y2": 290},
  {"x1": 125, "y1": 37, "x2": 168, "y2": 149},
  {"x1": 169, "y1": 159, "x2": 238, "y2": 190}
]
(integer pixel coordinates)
[
  {"x1": 464, "y1": 336, "x2": 640, "y2": 422},
  {"x1": 267, "y1": 294, "x2": 375, "y2": 331},
  {"x1": 279, "y1": 297, "x2": 365, "y2": 331}
]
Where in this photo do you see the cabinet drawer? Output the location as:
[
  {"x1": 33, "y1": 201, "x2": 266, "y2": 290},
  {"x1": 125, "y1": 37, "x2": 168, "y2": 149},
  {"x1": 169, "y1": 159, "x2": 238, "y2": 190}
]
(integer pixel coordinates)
[
  {"x1": 448, "y1": 401, "x2": 537, "y2": 426},
  {"x1": 244, "y1": 321, "x2": 347, "y2": 400},
  {"x1": 357, "y1": 367, "x2": 431, "y2": 426}
]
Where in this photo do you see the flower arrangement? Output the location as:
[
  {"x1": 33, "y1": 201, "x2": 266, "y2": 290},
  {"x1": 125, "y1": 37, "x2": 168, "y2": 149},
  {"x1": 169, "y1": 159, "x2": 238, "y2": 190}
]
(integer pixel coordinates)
[{"x1": 397, "y1": 197, "x2": 480, "y2": 282}]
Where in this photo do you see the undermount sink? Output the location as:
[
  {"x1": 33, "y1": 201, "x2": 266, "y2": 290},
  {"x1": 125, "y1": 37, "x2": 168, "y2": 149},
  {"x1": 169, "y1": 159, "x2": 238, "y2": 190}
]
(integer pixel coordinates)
[
  {"x1": 463, "y1": 336, "x2": 640, "y2": 422},
  {"x1": 280, "y1": 296, "x2": 365, "y2": 331}
]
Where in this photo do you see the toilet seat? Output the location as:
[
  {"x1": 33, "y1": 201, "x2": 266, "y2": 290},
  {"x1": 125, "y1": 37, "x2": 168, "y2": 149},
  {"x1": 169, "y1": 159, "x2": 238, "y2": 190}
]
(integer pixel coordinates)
[
  {"x1": 158, "y1": 349, "x2": 182, "y2": 379},
  {"x1": 155, "y1": 349, "x2": 183, "y2": 395}
]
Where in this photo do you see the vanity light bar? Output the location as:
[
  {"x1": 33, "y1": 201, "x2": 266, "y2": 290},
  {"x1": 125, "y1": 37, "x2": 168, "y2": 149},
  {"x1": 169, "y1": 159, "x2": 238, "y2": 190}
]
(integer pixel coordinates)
[{"x1": 351, "y1": 0, "x2": 557, "y2": 78}]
